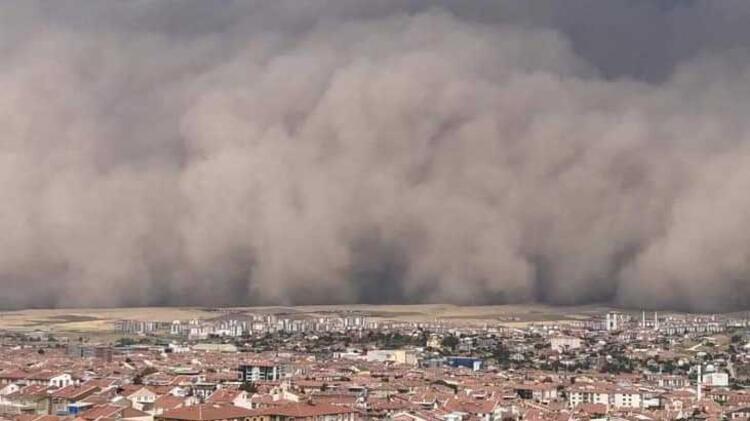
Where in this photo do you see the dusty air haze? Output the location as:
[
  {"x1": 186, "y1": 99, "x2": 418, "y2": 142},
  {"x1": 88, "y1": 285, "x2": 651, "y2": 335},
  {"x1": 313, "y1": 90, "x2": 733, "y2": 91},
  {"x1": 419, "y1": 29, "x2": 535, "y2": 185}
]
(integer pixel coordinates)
[{"x1": 2, "y1": 1, "x2": 750, "y2": 311}]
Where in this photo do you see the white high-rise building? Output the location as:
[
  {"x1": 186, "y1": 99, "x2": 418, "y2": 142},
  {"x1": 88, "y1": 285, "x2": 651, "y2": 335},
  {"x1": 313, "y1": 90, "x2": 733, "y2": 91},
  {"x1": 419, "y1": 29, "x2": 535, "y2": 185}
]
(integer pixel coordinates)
[{"x1": 606, "y1": 312, "x2": 619, "y2": 331}]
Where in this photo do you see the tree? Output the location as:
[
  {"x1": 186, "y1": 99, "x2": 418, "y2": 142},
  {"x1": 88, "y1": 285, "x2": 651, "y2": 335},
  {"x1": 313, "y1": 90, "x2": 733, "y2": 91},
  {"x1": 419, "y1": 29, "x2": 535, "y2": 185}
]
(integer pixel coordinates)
[
  {"x1": 418, "y1": 330, "x2": 429, "y2": 347},
  {"x1": 441, "y1": 335, "x2": 459, "y2": 351},
  {"x1": 116, "y1": 337, "x2": 136, "y2": 347},
  {"x1": 143, "y1": 366, "x2": 158, "y2": 376},
  {"x1": 493, "y1": 342, "x2": 510, "y2": 365},
  {"x1": 239, "y1": 382, "x2": 258, "y2": 393},
  {"x1": 133, "y1": 366, "x2": 157, "y2": 384}
]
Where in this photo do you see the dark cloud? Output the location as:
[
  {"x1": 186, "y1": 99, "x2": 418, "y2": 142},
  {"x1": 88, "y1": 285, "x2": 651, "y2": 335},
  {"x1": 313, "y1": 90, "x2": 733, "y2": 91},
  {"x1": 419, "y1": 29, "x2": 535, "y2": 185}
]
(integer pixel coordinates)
[{"x1": 1, "y1": 1, "x2": 750, "y2": 311}]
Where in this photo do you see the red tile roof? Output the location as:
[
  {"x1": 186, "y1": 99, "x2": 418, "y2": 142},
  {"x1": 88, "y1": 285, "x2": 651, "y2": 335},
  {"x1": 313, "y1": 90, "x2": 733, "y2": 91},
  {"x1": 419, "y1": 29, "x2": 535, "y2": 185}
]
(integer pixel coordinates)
[
  {"x1": 154, "y1": 395, "x2": 186, "y2": 411},
  {"x1": 257, "y1": 402, "x2": 358, "y2": 418},
  {"x1": 158, "y1": 404, "x2": 258, "y2": 421},
  {"x1": 206, "y1": 389, "x2": 243, "y2": 404},
  {"x1": 79, "y1": 404, "x2": 126, "y2": 421},
  {"x1": 51, "y1": 385, "x2": 100, "y2": 401}
]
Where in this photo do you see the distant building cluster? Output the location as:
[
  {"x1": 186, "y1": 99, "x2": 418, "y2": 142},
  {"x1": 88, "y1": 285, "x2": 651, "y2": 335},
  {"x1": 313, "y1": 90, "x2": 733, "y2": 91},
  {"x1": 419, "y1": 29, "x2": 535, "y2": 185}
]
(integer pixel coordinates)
[
  {"x1": 65, "y1": 345, "x2": 113, "y2": 362},
  {"x1": 115, "y1": 313, "x2": 371, "y2": 339}
]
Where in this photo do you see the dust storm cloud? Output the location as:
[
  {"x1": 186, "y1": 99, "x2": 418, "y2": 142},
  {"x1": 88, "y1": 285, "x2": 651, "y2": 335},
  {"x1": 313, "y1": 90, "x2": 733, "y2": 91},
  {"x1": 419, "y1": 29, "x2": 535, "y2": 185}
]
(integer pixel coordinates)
[{"x1": 2, "y1": 1, "x2": 750, "y2": 311}]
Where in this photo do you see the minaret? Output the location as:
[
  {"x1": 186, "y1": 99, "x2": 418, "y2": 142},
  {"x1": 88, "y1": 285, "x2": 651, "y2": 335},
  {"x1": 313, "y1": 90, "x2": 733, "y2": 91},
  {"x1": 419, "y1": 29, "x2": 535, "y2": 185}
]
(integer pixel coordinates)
[
  {"x1": 654, "y1": 311, "x2": 659, "y2": 331},
  {"x1": 697, "y1": 365, "x2": 702, "y2": 401},
  {"x1": 642, "y1": 311, "x2": 646, "y2": 329}
]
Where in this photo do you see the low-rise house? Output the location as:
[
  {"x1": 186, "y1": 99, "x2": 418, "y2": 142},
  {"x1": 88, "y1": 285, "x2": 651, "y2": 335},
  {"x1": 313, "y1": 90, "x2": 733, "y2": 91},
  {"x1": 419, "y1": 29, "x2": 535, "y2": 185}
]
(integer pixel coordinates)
[
  {"x1": 645, "y1": 374, "x2": 688, "y2": 389},
  {"x1": 568, "y1": 384, "x2": 612, "y2": 407},
  {"x1": 48, "y1": 373, "x2": 76, "y2": 387},
  {"x1": 207, "y1": 389, "x2": 252, "y2": 409},
  {"x1": 50, "y1": 384, "x2": 100, "y2": 415},
  {"x1": 611, "y1": 387, "x2": 642, "y2": 409},
  {"x1": 123, "y1": 386, "x2": 160, "y2": 411},
  {"x1": 156, "y1": 404, "x2": 264, "y2": 421},
  {"x1": 24, "y1": 373, "x2": 74, "y2": 389},
  {"x1": 0, "y1": 370, "x2": 28, "y2": 385},
  {"x1": 514, "y1": 383, "x2": 560, "y2": 402},
  {"x1": 79, "y1": 404, "x2": 151, "y2": 421},
  {"x1": 0, "y1": 383, "x2": 21, "y2": 397},
  {"x1": 257, "y1": 402, "x2": 359, "y2": 421},
  {"x1": 153, "y1": 394, "x2": 198, "y2": 416},
  {"x1": 550, "y1": 336, "x2": 582, "y2": 352},
  {"x1": 727, "y1": 406, "x2": 750, "y2": 419},
  {"x1": 0, "y1": 384, "x2": 51, "y2": 415},
  {"x1": 443, "y1": 397, "x2": 503, "y2": 421},
  {"x1": 365, "y1": 351, "x2": 417, "y2": 366},
  {"x1": 703, "y1": 371, "x2": 729, "y2": 387}
]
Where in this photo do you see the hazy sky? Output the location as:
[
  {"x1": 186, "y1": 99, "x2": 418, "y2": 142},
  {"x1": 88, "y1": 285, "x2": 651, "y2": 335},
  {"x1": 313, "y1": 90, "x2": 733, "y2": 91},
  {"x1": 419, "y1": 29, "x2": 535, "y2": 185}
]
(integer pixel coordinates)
[{"x1": 1, "y1": 1, "x2": 750, "y2": 311}]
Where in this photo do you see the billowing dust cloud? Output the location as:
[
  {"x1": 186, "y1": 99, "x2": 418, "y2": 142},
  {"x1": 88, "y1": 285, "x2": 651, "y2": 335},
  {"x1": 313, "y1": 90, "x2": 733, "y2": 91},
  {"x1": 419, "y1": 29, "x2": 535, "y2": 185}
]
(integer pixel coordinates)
[{"x1": 2, "y1": 1, "x2": 750, "y2": 311}]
